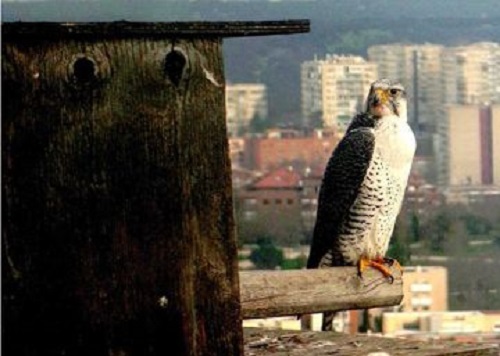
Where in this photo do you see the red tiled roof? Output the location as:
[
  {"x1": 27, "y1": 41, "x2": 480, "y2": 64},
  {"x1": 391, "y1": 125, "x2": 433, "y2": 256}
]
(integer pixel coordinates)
[{"x1": 252, "y1": 167, "x2": 302, "y2": 189}]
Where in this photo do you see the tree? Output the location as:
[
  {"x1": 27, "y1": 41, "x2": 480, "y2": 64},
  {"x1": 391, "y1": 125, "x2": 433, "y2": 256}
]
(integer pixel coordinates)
[
  {"x1": 325, "y1": 29, "x2": 394, "y2": 55},
  {"x1": 461, "y1": 213, "x2": 491, "y2": 235},
  {"x1": 427, "y1": 211, "x2": 451, "y2": 254},
  {"x1": 387, "y1": 215, "x2": 411, "y2": 266},
  {"x1": 247, "y1": 114, "x2": 271, "y2": 134},
  {"x1": 281, "y1": 254, "x2": 307, "y2": 270},
  {"x1": 249, "y1": 238, "x2": 284, "y2": 270},
  {"x1": 409, "y1": 213, "x2": 421, "y2": 243}
]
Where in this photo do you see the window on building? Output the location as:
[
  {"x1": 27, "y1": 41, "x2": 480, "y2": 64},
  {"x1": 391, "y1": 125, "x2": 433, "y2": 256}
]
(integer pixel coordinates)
[
  {"x1": 243, "y1": 211, "x2": 257, "y2": 221},
  {"x1": 301, "y1": 211, "x2": 316, "y2": 218},
  {"x1": 410, "y1": 283, "x2": 432, "y2": 293},
  {"x1": 287, "y1": 199, "x2": 294, "y2": 205},
  {"x1": 402, "y1": 321, "x2": 420, "y2": 331},
  {"x1": 245, "y1": 198, "x2": 257, "y2": 206}
]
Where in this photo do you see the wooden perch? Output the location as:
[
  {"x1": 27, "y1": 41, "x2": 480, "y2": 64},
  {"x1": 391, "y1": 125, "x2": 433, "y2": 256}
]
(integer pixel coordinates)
[
  {"x1": 2, "y1": 20, "x2": 310, "y2": 39},
  {"x1": 240, "y1": 266, "x2": 403, "y2": 319}
]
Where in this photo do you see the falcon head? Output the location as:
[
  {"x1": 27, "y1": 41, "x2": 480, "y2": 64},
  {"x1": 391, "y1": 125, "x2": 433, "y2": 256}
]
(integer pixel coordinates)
[{"x1": 366, "y1": 78, "x2": 407, "y2": 119}]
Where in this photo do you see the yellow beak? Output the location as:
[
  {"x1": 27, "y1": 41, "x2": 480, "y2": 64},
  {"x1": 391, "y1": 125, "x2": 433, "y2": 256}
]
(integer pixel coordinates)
[{"x1": 374, "y1": 88, "x2": 390, "y2": 105}]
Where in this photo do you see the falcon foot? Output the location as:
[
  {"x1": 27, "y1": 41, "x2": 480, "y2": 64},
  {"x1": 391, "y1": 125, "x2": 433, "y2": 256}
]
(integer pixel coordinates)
[
  {"x1": 381, "y1": 257, "x2": 403, "y2": 275},
  {"x1": 357, "y1": 256, "x2": 400, "y2": 284}
]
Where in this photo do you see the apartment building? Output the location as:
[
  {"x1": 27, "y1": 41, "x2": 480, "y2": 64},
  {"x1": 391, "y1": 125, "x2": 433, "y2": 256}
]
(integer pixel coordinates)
[
  {"x1": 442, "y1": 42, "x2": 500, "y2": 105},
  {"x1": 226, "y1": 83, "x2": 268, "y2": 137},
  {"x1": 242, "y1": 128, "x2": 341, "y2": 172},
  {"x1": 401, "y1": 266, "x2": 448, "y2": 313},
  {"x1": 383, "y1": 310, "x2": 500, "y2": 336},
  {"x1": 448, "y1": 106, "x2": 487, "y2": 186},
  {"x1": 367, "y1": 265, "x2": 448, "y2": 333},
  {"x1": 243, "y1": 310, "x2": 359, "y2": 334},
  {"x1": 437, "y1": 105, "x2": 500, "y2": 196},
  {"x1": 436, "y1": 42, "x2": 500, "y2": 187},
  {"x1": 300, "y1": 57, "x2": 323, "y2": 126},
  {"x1": 301, "y1": 55, "x2": 377, "y2": 130},
  {"x1": 236, "y1": 166, "x2": 323, "y2": 236},
  {"x1": 493, "y1": 106, "x2": 500, "y2": 185}
]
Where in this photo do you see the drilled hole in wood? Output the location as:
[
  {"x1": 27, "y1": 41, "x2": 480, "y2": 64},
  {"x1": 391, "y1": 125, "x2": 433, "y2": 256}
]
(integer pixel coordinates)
[
  {"x1": 164, "y1": 50, "x2": 186, "y2": 86},
  {"x1": 73, "y1": 57, "x2": 96, "y2": 83}
]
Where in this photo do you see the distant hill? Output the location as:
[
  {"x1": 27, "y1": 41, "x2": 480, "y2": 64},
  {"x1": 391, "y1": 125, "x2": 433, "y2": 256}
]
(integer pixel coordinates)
[{"x1": 4, "y1": 0, "x2": 500, "y2": 122}]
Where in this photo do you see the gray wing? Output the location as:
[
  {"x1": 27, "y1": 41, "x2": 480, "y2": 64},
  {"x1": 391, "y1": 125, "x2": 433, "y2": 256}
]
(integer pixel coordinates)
[{"x1": 306, "y1": 127, "x2": 375, "y2": 269}]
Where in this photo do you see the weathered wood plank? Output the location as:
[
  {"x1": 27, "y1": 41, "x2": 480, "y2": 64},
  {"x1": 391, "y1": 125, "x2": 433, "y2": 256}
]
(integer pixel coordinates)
[
  {"x1": 2, "y1": 20, "x2": 310, "y2": 39},
  {"x1": 244, "y1": 328, "x2": 500, "y2": 356},
  {"x1": 240, "y1": 266, "x2": 403, "y2": 319}
]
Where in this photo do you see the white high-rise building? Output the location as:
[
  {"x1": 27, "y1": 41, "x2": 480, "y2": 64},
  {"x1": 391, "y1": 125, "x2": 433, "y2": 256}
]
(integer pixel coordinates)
[
  {"x1": 301, "y1": 55, "x2": 377, "y2": 130},
  {"x1": 225, "y1": 83, "x2": 268, "y2": 137},
  {"x1": 300, "y1": 57, "x2": 323, "y2": 127},
  {"x1": 437, "y1": 42, "x2": 500, "y2": 186},
  {"x1": 442, "y1": 42, "x2": 500, "y2": 105}
]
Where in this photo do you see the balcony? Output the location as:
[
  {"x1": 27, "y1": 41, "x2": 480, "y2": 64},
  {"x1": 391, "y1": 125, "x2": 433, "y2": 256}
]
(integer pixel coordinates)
[
  {"x1": 411, "y1": 297, "x2": 433, "y2": 307},
  {"x1": 410, "y1": 283, "x2": 433, "y2": 293}
]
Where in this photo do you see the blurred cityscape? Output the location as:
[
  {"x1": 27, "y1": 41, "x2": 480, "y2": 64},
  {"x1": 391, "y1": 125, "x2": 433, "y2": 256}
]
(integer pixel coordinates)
[{"x1": 230, "y1": 42, "x2": 500, "y2": 342}]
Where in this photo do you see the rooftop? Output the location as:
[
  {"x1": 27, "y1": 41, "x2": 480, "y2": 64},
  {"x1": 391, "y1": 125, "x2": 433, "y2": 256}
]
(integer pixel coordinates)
[{"x1": 251, "y1": 167, "x2": 302, "y2": 189}]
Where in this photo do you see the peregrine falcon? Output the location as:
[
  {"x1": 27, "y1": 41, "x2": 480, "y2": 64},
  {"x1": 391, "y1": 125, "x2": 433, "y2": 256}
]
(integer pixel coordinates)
[{"x1": 306, "y1": 78, "x2": 416, "y2": 330}]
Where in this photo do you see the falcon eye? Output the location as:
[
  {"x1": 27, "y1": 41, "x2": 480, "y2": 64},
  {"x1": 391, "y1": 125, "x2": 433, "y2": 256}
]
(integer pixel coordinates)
[{"x1": 389, "y1": 88, "x2": 399, "y2": 95}]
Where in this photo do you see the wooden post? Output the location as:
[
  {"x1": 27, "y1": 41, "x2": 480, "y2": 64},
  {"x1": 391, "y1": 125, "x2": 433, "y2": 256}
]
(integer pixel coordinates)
[
  {"x1": 2, "y1": 21, "x2": 309, "y2": 356},
  {"x1": 240, "y1": 266, "x2": 403, "y2": 319}
]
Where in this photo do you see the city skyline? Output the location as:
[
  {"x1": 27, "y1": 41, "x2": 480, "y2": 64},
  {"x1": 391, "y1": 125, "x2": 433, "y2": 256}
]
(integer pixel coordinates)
[{"x1": 228, "y1": 41, "x2": 500, "y2": 192}]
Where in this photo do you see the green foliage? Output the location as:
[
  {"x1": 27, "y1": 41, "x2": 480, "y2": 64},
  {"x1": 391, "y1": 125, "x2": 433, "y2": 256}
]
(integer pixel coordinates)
[
  {"x1": 428, "y1": 212, "x2": 451, "y2": 254},
  {"x1": 387, "y1": 234, "x2": 410, "y2": 266},
  {"x1": 247, "y1": 114, "x2": 271, "y2": 134},
  {"x1": 409, "y1": 213, "x2": 421, "y2": 242},
  {"x1": 373, "y1": 315, "x2": 383, "y2": 333},
  {"x1": 387, "y1": 215, "x2": 411, "y2": 265},
  {"x1": 461, "y1": 214, "x2": 492, "y2": 235},
  {"x1": 281, "y1": 255, "x2": 307, "y2": 270},
  {"x1": 249, "y1": 238, "x2": 284, "y2": 270},
  {"x1": 494, "y1": 231, "x2": 500, "y2": 247}
]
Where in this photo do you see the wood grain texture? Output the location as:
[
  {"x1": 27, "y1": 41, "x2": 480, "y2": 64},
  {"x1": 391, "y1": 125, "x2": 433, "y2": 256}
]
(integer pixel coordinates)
[
  {"x1": 2, "y1": 35, "x2": 242, "y2": 355},
  {"x1": 244, "y1": 328, "x2": 500, "y2": 355},
  {"x1": 240, "y1": 266, "x2": 403, "y2": 319}
]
